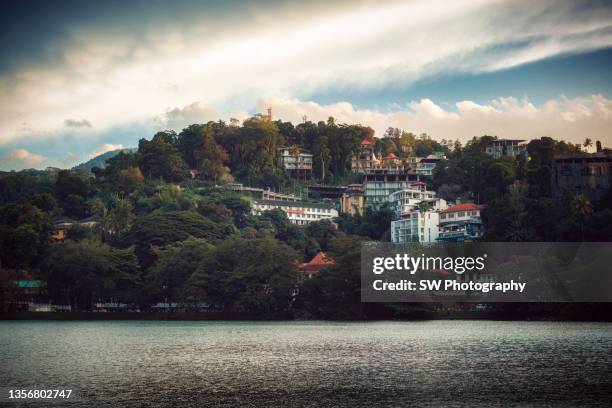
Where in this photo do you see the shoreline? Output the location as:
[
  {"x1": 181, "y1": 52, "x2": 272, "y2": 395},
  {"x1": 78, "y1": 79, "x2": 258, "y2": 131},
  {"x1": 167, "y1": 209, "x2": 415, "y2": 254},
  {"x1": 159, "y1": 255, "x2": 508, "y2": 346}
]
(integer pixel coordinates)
[{"x1": 2, "y1": 310, "x2": 611, "y2": 322}]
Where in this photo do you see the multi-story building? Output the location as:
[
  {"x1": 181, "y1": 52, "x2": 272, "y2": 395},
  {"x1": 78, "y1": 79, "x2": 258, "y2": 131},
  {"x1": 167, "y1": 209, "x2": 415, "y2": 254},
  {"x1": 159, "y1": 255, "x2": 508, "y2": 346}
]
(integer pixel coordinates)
[
  {"x1": 437, "y1": 203, "x2": 484, "y2": 242},
  {"x1": 364, "y1": 167, "x2": 419, "y2": 207},
  {"x1": 552, "y1": 153, "x2": 612, "y2": 203},
  {"x1": 389, "y1": 182, "x2": 448, "y2": 244},
  {"x1": 340, "y1": 184, "x2": 365, "y2": 216},
  {"x1": 278, "y1": 146, "x2": 313, "y2": 178},
  {"x1": 388, "y1": 183, "x2": 444, "y2": 217},
  {"x1": 391, "y1": 210, "x2": 442, "y2": 244},
  {"x1": 485, "y1": 139, "x2": 526, "y2": 159},
  {"x1": 251, "y1": 199, "x2": 338, "y2": 225},
  {"x1": 351, "y1": 138, "x2": 377, "y2": 173},
  {"x1": 416, "y1": 154, "x2": 445, "y2": 176}
]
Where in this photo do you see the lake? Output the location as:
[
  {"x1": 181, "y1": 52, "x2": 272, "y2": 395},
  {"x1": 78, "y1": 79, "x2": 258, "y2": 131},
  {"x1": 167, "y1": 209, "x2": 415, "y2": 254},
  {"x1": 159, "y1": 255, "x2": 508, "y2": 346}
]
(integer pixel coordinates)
[{"x1": 1, "y1": 321, "x2": 611, "y2": 407}]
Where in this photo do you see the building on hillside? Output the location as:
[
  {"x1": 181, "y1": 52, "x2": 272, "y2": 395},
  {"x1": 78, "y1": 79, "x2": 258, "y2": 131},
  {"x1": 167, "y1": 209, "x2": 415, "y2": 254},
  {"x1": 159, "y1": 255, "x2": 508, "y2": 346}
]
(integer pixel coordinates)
[
  {"x1": 364, "y1": 168, "x2": 419, "y2": 207},
  {"x1": 485, "y1": 139, "x2": 526, "y2": 159},
  {"x1": 307, "y1": 185, "x2": 347, "y2": 200},
  {"x1": 437, "y1": 203, "x2": 484, "y2": 242},
  {"x1": 381, "y1": 153, "x2": 402, "y2": 166},
  {"x1": 298, "y1": 252, "x2": 335, "y2": 279},
  {"x1": 278, "y1": 146, "x2": 313, "y2": 178},
  {"x1": 389, "y1": 183, "x2": 447, "y2": 244},
  {"x1": 416, "y1": 154, "x2": 445, "y2": 176},
  {"x1": 552, "y1": 153, "x2": 612, "y2": 203},
  {"x1": 8, "y1": 280, "x2": 48, "y2": 312},
  {"x1": 51, "y1": 216, "x2": 98, "y2": 241},
  {"x1": 388, "y1": 186, "x2": 447, "y2": 218},
  {"x1": 225, "y1": 183, "x2": 301, "y2": 201},
  {"x1": 391, "y1": 210, "x2": 441, "y2": 243},
  {"x1": 351, "y1": 138, "x2": 377, "y2": 173},
  {"x1": 251, "y1": 199, "x2": 338, "y2": 225},
  {"x1": 340, "y1": 184, "x2": 365, "y2": 216}
]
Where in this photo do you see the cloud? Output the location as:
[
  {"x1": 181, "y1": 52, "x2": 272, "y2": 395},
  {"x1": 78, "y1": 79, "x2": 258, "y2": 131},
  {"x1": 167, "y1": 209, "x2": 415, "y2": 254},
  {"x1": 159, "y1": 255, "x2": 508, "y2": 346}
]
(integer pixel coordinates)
[
  {"x1": 259, "y1": 95, "x2": 612, "y2": 146},
  {"x1": 0, "y1": 148, "x2": 84, "y2": 171},
  {"x1": 64, "y1": 119, "x2": 92, "y2": 128},
  {"x1": 91, "y1": 143, "x2": 123, "y2": 157},
  {"x1": 159, "y1": 102, "x2": 221, "y2": 130},
  {"x1": 0, "y1": 0, "x2": 611, "y2": 146},
  {"x1": 1, "y1": 148, "x2": 47, "y2": 170}
]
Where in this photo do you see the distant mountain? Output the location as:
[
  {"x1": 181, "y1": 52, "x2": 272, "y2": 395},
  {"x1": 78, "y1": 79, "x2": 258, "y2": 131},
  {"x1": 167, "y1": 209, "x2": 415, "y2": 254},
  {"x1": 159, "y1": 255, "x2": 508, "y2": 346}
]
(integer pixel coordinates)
[{"x1": 74, "y1": 148, "x2": 137, "y2": 171}]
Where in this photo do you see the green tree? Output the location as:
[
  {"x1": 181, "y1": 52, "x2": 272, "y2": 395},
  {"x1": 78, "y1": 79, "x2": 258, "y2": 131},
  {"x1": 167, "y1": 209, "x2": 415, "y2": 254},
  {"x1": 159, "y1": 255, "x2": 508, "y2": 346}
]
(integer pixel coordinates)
[
  {"x1": 43, "y1": 240, "x2": 140, "y2": 311},
  {"x1": 147, "y1": 237, "x2": 215, "y2": 305},
  {"x1": 0, "y1": 203, "x2": 50, "y2": 269},
  {"x1": 127, "y1": 211, "x2": 228, "y2": 267},
  {"x1": 138, "y1": 131, "x2": 187, "y2": 182},
  {"x1": 195, "y1": 236, "x2": 298, "y2": 316}
]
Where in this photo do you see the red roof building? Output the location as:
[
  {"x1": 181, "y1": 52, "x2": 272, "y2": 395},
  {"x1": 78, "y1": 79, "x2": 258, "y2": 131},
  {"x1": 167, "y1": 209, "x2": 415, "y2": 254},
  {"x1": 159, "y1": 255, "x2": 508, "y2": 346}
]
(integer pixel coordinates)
[
  {"x1": 383, "y1": 153, "x2": 398, "y2": 160},
  {"x1": 360, "y1": 138, "x2": 374, "y2": 146},
  {"x1": 440, "y1": 203, "x2": 481, "y2": 214},
  {"x1": 298, "y1": 252, "x2": 335, "y2": 278}
]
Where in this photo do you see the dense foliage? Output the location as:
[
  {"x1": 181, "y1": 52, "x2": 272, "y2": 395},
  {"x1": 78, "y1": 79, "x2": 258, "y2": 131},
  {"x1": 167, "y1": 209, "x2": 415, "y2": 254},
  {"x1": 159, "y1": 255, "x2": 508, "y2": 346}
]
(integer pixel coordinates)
[{"x1": 1, "y1": 116, "x2": 611, "y2": 318}]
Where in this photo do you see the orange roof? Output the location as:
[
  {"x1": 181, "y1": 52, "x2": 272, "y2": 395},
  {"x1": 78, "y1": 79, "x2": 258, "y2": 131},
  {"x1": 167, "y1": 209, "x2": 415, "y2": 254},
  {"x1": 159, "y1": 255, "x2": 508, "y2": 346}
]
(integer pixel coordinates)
[
  {"x1": 298, "y1": 252, "x2": 335, "y2": 274},
  {"x1": 383, "y1": 153, "x2": 398, "y2": 160},
  {"x1": 441, "y1": 203, "x2": 481, "y2": 213},
  {"x1": 360, "y1": 138, "x2": 373, "y2": 145}
]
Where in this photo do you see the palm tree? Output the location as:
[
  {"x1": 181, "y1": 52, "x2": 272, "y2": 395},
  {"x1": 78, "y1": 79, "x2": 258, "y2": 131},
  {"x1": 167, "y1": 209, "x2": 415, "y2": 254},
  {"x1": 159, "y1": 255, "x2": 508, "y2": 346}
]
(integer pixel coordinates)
[{"x1": 583, "y1": 138, "x2": 593, "y2": 152}]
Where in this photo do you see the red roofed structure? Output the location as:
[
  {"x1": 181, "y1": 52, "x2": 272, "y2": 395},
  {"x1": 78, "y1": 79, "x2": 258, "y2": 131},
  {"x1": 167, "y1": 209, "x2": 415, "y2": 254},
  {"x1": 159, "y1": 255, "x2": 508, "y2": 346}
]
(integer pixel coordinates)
[
  {"x1": 360, "y1": 138, "x2": 373, "y2": 145},
  {"x1": 438, "y1": 202, "x2": 484, "y2": 242},
  {"x1": 298, "y1": 252, "x2": 335, "y2": 278},
  {"x1": 440, "y1": 203, "x2": 481, "y2": 214}
]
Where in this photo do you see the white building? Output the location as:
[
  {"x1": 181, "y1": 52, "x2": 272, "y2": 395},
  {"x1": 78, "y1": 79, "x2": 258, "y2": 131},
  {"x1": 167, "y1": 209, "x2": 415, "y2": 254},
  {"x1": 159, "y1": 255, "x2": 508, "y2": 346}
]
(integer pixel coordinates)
[
  {"x1": 252, "y1": 199, "x2": 338, "y2": 225},
  {"x1": 437, "y1": 203, "x2": 484, "y2": 242},
  {"x1": 485, "y1": 139, "x2": 526, "y2": 159},
  {"x1": 389, "y1": 182, "x2": 448, "y2": 244},
  {"x1": 278, "y1": 146, "x2": 313, "y2": 178},
  {"x1": 364, "y1": 168, "x2": 420, "y2": 207},
  {"x1": 388, "y1": 184, "x2": 446, "y2": 217},
  {"x1": 391, "y1": 211, "x2": 441, "y2": 243},
  {"x1": 415, "y1": 154, "x2": 445, "y2": 176}
]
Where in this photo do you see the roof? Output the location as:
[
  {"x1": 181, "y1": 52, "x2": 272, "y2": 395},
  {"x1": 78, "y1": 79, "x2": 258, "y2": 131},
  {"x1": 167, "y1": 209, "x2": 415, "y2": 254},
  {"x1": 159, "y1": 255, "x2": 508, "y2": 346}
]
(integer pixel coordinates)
[
  {"x1": 298, "y1": 252, "x2": 335, "y2": 274},
  {"x1": 383, "y1": 153, "x2": 399, "y2": 160},
  {"x1": 440, "y1": 203, "x2": 481, "y2": 214},
  {"x1": 360, "y1": 138, "x2": 373, "y2": 145},
  {"x1": 14, "y1": 280, "x2": 46, "y2": 288},
  {"x1": 253, "y1": 199, "x2": 335, "y2": 210},
  {"x1": 52, "y1": 216, "x2": 76, "y2": 224}
]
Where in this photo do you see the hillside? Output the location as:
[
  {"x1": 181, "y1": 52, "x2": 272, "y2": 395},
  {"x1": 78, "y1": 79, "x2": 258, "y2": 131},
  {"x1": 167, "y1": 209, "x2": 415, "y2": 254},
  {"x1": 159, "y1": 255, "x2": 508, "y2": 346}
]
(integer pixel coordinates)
[{"x1": 74, "y1": 148, "x2": 137, "y2": 171}]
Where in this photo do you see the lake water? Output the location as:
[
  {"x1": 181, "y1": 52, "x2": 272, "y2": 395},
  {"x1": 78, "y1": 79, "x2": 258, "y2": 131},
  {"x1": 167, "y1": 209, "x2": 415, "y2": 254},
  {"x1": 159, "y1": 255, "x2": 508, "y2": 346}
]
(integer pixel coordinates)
[{"x1": 1, "y1": 321, "x2": 611, "y2": 407}]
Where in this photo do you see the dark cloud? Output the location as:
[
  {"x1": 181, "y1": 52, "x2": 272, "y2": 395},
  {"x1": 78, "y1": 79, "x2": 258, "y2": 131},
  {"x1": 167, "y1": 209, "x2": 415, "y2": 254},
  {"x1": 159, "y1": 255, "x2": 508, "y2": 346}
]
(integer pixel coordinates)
[
  {"x1": 64, "y1": 119, "x2": 92, "y2": 128},
  {"x1": 0, "y1": 0, "x2": 302, "y2": 74}
]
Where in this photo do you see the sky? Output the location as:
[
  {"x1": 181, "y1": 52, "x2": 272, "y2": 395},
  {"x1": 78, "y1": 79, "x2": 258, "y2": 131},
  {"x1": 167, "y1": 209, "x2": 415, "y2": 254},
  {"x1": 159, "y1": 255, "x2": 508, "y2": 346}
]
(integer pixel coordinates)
[{"x1": 1, "y1": 0, "x2": 612, "y2": 170}]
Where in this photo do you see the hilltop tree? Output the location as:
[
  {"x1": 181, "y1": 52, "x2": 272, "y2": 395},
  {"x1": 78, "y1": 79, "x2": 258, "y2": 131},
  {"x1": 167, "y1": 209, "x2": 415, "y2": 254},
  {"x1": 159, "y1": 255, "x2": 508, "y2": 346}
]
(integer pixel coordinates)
[{"x1": 138, "y1": 131, "x2": 186, "y2": 182}]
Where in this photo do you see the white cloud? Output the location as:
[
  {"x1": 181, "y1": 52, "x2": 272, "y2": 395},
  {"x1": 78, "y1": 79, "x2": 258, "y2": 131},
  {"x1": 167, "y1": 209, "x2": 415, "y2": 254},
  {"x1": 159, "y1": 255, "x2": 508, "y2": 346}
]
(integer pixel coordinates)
[
  {"x1": 91, "y1": 143, "x2": 123, "y2": 157},
  {"x1": 0, "y1": 148, "x2": 84, "y2": 171},
  {"x1": 0, "y1": 0, "x2": 611, "y2": 146},
  {"x1": 1, "y1": 149, "x2": 46, "y2": 170},
  {"x1": 159, "y1": 102, "x2": 221, "y2": 130},
  {"x1": 259, "y1": 95, "x2": 612, "y2": 146}
]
